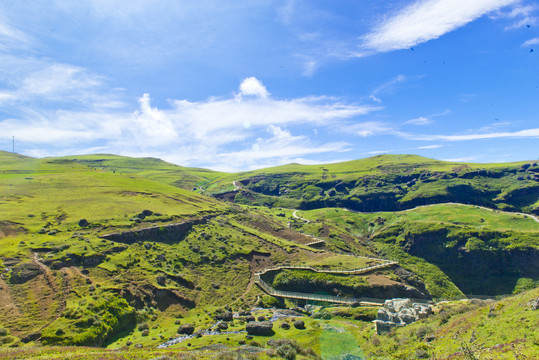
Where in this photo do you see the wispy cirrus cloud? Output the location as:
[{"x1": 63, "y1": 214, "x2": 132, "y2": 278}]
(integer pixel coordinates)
[
  {"x1": 0, "y1": 16, "x2": 33, "y2": 50},
  {"x1": 493, "y1": 3, "x2": 538, "y2": 29},
  {"x1": 405, "y1": 109, "x2": 450, "y2": 125},
  {"x1": 522, "y1": 37, "x2": 539, "y2": 47},
  {"x1": 405, "y1": 117, "x2": 432, "y2": 126},
  {"x1": 409, "y1": 128, "x2": 539, "y2": 141},
  {"x1": 356, "y1": 0, "x2": 518, "y2": 55},
  {"x1": 366, "y1": 144, "x2": 443, "y2": 155}
]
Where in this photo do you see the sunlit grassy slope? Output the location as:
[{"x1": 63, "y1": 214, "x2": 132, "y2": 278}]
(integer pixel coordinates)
[
  {"x1": 0, "y1": 151, "x2": 537, "y2": 358},
  {"x1": 56, "y1": 153, "x2": 223, "y2": 190},
  {"x1": 202, "y1": 154, "x2": 539, "y2": 215},
  {"x1": 1, "y1": 152, "x2": 224, "y2": 233},
  {"x1": 297, "y1": 204, "x2": 539, "y2": 298},
  {"x1": 203, "y1": 154, "x2": 533, "y2": 190}
]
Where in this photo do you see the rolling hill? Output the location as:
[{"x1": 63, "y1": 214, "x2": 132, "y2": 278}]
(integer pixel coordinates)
[{"x1": 0, "y1": 151, "x2": 537, "y2": 359}]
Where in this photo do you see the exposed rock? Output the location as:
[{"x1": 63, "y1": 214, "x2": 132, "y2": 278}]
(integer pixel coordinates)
[
  {"x1": 218, "y1": 322, "x2": 228, "y2": 330},
  {"x1": 10, "y1": 262, "x2": 43, "y2": 284},
  {"x1": 156, "y1": 254, "x2": 166, "y2": 261},
  {"x1": 156, "y1": 275, "x2": 166, "y2": 286},
  {"x1": 101, "y1": 217, "x2": 211, "y2": 244},
  {"x1": 293, "y1": 319, "x2": 305, "y2": 329},
  {"x1": 78, "y1": 219, "x2": 89, "y2": 227},
  {"x1": 245, "y1": 315, "x2": 256, "y2": 322},
  {"x1": 177, "y1": 324, "x2": 195, "y2": 335},
  {"x1": 246, "y1": 321, "x2": 273, "y2": 336},
  {"x1": 222, "y1": 311, "x2": 233, "y2": 322},
  {"x1": 280, "y1": 322, "x2": 290, "y2": 330},
  {"x1": 374, "y1": 298, "x2": 432, "y2": 335},
  {"x1": 530, "y1": 297, "x2": 539, "y2": 310}
]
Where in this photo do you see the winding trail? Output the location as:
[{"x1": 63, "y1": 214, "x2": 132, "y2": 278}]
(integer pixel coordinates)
[
  {"x1": 292, "y1": 210, "x2": 310, "y2": 223},
  {"x1": 253, "y1": 259, "x2": 400, "y2": 306}
]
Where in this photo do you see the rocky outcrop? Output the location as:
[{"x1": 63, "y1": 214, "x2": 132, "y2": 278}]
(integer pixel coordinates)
[
  {"x1": 100, "y1": 217, "x2": 211, "y2": 244},
  {"x1": 177, "y1": 324, "x2": 195, "y2": 335},
  {"x1": 374, "y1": 298, "x2": 432, "y2": 335},
  {"x1": 9, "y1": 262, "x2": 43, "y2": 284},
  {"x1": 246, "y1": 321, "x2": 273, "y2": 336}
]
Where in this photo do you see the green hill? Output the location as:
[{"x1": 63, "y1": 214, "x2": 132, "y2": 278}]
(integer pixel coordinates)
[
  {"x1": 206, "y1": 154, "x2": 539, "y2": 215},
  {"x1": 0, "y1": 151, "x2": 537, "y2": 358}
]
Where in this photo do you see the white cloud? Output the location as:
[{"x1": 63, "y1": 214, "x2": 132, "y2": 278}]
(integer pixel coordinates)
[
  {"x1": 0, "y1": 17, "x2": 32, "y2": 50},
  {"x1": 405, "y1": 116, "x2": 432, "y2": 125},
  {"x1": 522, "y1": 37, "x2": 539, "y2": 47},
  {"x1": 441, "y1": 156, "x2": 478, "y2": 162},
  {"x1": 213, "y1": 125, "x2": 350, "y2": 171},
  {"x1": 129, "y1": 94, "x2": 178, "y2": 147},
  {"x1": 367, "y1": 150, "x2": 390, "y2": 155},
  {"x1": 410, "y1": 128, "x2": 539, "y2": 141},
  {"x1": 358, "y1": 0, "x2": 517, "y2": 54},
  {"x1": 495, "y1": 4, "x2": 538, "y2": 30},
  {"x1": 239, "y1": 77, "x2": 269, "y2": 98},
  {"x1": 417, "y1": 144, "x2": 442, "y2": 149},
  {"x1": 1, "y1": 78, "x2": 377, "y2": 171},
  {"x1": 346, "y1": 121, "x2": 399, "y2": 137}
]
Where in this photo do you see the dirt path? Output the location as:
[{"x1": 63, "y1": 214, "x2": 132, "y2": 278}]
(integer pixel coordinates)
[
  {"x1": 31, "y1": 253, "x2": 72, "y2": 331},
  {"x1": 292, "y1": 210, "x2": 310, "y2": 223}
]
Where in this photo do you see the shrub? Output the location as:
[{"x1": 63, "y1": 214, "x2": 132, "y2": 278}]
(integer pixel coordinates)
[
  {"x1": 276, "y1": 343, "x2": 297, "y2": 360},
  {"x1": 138, "y1": 322, "x2": 149, "y2": 331}
]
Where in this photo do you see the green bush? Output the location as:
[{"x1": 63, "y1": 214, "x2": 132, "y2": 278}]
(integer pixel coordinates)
[
  {"x1": 41, "y1": 293, "x2": 136, "y2": 346},
  {"x1": 513, "y1": 278, "x2": 538, "y2": 294}
]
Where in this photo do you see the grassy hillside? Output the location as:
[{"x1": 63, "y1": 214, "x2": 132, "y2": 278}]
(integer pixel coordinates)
[
  {"x1": 206, "y1": 154, "x2": 539, "y2": 215},
  {"x1": 359, "y1": 287, "x2": 539, "y2": 359},
  {"x1": 1, "y1": 151, "x2": 537, "y2": 358},
  {"x1": 296, "y1": 204, "x2": 539, "y2": 298},
  {"x1": 56, "y1": 154, "x2": 223, "y2": 190}
]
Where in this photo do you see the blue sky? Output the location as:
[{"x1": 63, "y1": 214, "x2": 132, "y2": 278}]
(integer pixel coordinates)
[{"x1": 0, "y1": 0, "x2": 537, "y2": 171}]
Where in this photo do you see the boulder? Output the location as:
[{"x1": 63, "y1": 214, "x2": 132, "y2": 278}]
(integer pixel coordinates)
[
  {"x1": 246, "y1": 321, "x2": 273, "y2": 336},
  {"x1": 78, "y1": 219, "x2": 89, "y2": 227},
  {"x1": 177, "y1": 324, "x2": 195, "y2": 335},
  {"x1": 293, "y1": 319, "x2": 305, "y2": 329},
  {"x1": 10, "y1": 262, "x2": 43, "y2": 284},
  {"x1": 222, "y1": 311, "x2": 233, "y2": 322},
  {"x1": 375, "y1": 298, "x2": 432, "y2": 335}
]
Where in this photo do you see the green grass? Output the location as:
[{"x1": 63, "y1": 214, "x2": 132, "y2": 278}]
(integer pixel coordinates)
[{"x1": 1, "y1": 151, "x2": 537, "y2": 358}]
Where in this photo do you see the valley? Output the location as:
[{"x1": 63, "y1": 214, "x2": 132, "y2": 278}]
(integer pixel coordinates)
[{"x1": 0, "y1": 151, "x2": 537, "y2": 359}]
